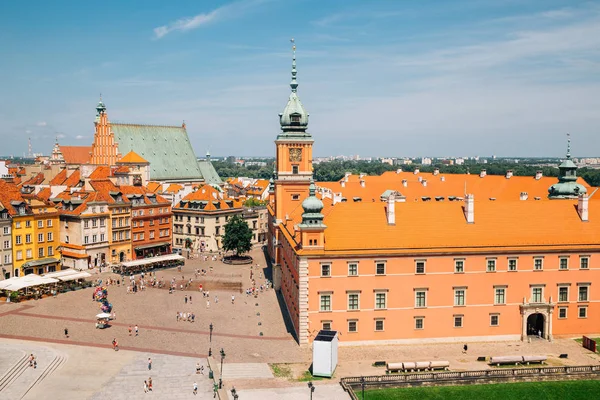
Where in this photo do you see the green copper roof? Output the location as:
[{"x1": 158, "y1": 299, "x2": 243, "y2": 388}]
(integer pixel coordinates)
[
  {"x1": 548, "y1": 135, "x2": 587, "y2": 199},
  {"x1": 111, "y1": 123, "x2": 203, "y2": 181},
  {"x1": 197, "y1": 160, "x2": 222, "y2": 185},
  {"x1": 279, "y1": 40, "x2": 310, "y2": 138}
]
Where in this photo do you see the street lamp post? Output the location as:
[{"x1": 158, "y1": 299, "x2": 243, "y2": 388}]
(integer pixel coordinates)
[
  {"x1": 231, "y1": 387, "x2": 239, "y2": 399},
  {"x1": 361, "y1": 376, "x2": 366, "y2": 399},
  {"x1": 208, "y1": 323, "x2": 213, "y2": 357},
  {"x1": 308, "y1": 381, "x2": 315, "y2": 400},
  {"x1": 219, "y1": 348, "x2": 226, "y2": 389}
]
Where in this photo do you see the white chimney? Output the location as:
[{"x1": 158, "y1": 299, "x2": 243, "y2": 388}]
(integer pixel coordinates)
[
  {"x1": 480, "y1": 169, "x2": 486, "y2": 178},
  {"x1": 440, "y1": 176, "x2": 445, "y2": 182},
  {"x1": 396, "y1": 168, "x2": 402, "y2": 174},
  {"x1": 418, "y1": 176, "x2": 423, "y2": 183},
  {"x1": 340, "y1": 180, "x2": 345, "y2": 188},
  {"x1": 464, "y1": 194, "x2": 474, "y2": 224},
  {"x1": 433, "y1": 168, "x2": 439, "y2": 176},
  {"x1": 422, "y1": 179, "x2": 427, "y2": 187},
  {"x1": 535, "y1": 170, "x2": 543, "y2": 180},
  {"x1": 578, "y1": 194, "x2": 589, "y2": 222},
  {"x1": 506, "y1": 170, "x2": 513, "y2": 179},
  {"x1": 414, "y1": 167, "x2": 420, "y2": 175},
  {"x1": 360, "y1": 180, "x2": 365, "y2": 188},
  {"x1": 402, "y1": 179, "x2": 407, "y2": 187},
  {"x1": 386, "y1": 194, "x2": 395, "y2": 225},
  {"x1": 359, "y1": 173, "x2": 366, "y2": 179},
  {"x1": 520, "y1": 192, "x2": 528, "y2": 201}
]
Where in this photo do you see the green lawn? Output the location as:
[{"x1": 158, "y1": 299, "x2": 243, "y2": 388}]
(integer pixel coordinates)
[{"x1": 360, "y1": 380, "x2": 600, "y2": 400}]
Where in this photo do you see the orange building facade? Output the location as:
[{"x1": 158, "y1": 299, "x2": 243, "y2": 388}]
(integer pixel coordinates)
[{"x1": 267, "y1": 45, "x2": 600, "y2": 346}]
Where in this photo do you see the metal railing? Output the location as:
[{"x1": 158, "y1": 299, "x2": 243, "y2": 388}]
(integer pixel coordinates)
[{"x1": 340, "y1": 365, "x2": 600, "y2": 399}]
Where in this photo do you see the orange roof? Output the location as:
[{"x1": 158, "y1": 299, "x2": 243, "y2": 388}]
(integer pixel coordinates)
[
  {"x1": 61, "y1": 243, "x2": 86, "y2": 250},
  {"x1": 61, "y1": 250, "x2": 89, "y2": 259},
  {"x1": 113, "y1": 166, "x2": 130, "y2": 174},
  {"x1": 60, "y1": 146, "x2": 92, "y2": 164},
  {"x1": 146, "y1": 182, "x2": 161, "y2": 193},
  {"x1": 49, "y1": 169, "x2": 68, "y2": 185},
  {"x1": 176, "y1": 185, "x2": 242, "y2": 211},
  {"x1": 63, "y1": 170, "x2": 82, "y2": 188},
  {"x1": 36, "y1": 187, "x2": 52, "y2": 201},
  {"x1": 0, "y1": 180, "x2": 29, "y2": 216},
  {"x1": 21, "y1": 172, "x2": 45, "y2": 186},
  {"x1": 317, "y1": 171, "x2": 591, "y2": 203},
  {"x1": 165, "y1": 183, "x2": 183, "y2": 193},
  {"x1": 293, "y1": 198, "x2": 600, "y2": 256},
  {"x1": 89, "y1": 166, "x2": 111, "y2": 179},
  {"x1": 118, "y1": 151, "x2": 148, "y2": 164}
]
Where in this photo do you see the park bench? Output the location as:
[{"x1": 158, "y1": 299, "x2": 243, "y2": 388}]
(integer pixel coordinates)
[{"x1": 386, "y1": 360, "x2": 450, "y2": 373}]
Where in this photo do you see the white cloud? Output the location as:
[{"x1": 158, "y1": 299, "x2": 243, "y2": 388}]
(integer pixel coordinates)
[
  {"x1": 153, "y1": 0, "x2": 269, "y2": 39},
  {"x1": 75, "y1": 135, "x2": 86, "y2": 140},
  {"x1": 36, "y1": 121, "x2": 47, "y2": 126},
  {"x1": 56, "y1": 133, "x2": 66, "y2": 139}
]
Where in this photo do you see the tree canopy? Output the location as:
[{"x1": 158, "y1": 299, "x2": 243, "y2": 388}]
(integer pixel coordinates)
[{"x1": 222, "y1": 214, "x2": 253, "y2": 256}]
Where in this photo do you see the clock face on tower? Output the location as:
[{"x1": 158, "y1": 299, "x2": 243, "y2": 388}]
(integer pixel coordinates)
[{"x1": 289, "y1": 148, "x2": 302, "y2": 162}]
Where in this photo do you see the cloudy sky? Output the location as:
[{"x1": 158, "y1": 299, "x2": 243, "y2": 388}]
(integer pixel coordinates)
[{"x1": 1, "y1": 0, "x2": 599, "y2": 158}]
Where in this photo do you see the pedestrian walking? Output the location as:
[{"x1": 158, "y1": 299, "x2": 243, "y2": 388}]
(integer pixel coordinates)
[
  {"x1": 193, "y1": 382, "x2": 198, "y2": 395},
  {"x1": 112, "y1": 338, "x2": 119, "y2": 351},
  {"x1": 215, "y1": 295, "x2": 218, "y2": 304},
  {"x1": 128, "y1": 326, "x2": 132, "y2": 336},
  {"x1": 135, "y1": 325, "x2": 139, "y2": 336},
  {"x1": 144, "y1": 380, "x2": 148, "y2": 393},
  {"x1": 64, "y1": 327, "x2": 69, "y2": 338},
  {"x1": 206, "y1": 300, "x2": 210, "y2": 309},
  {"x1": 463, "y1": 344, "x2": 468, "y2": 354},
  {"x1": 148, "y1": 377, "x2": 153, "y2": 391},
  {"x1": 185, "y1": 295, "x2": 188, "y2": 304},
  {"x1": 148, "y1": 357, "x2": 152, "y2": 370},
  {"x1": 189, "y1": 295, "x2": 192, "y2": 304},
  {"x1": 29, "y1": 353, "x2": 34, "y2": 367},
  {"x1": 231, "y1": 294, "x2": 235, "y2": 304}
]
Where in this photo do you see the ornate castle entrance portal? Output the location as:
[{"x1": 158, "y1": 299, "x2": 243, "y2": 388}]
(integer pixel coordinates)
[{"x1": 520, "y1": 303, "x2": 554, "y2": 341}]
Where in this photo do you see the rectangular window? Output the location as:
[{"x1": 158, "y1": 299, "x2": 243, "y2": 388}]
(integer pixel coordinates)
[
  {"x1": 487, "y1": 259, "x2": 496, "y2": 272},
  {"x1": 375, "y1": 262, "x2": 386, "y2": 275},
  {"x1": 375, "y1": 292, "x2": 387, "y2": 309},
  {"x1": 454, "y1": 259, "x2": 464, "y2": 273},
  {"x1": 26, "y1": 249, "x2": 32, "y2": 259},
  {"x1": 320, "y1": 294, "x2": 331, "y2": 311},
  {"x1": 321, "y1": 264, "x2": 331, "y2": 277},
  {"x1": 92, "y1": 234, "x2": 97, "y2": 243},
  {"x1": 150, "y1": 231, "x2": 155, "y2": 239},
  {"x1": 454, "y1": 289, "x2": 466, "y2": 306},
  {"x1": 100, "y1": 234, "x2": 105, "y2": 242},
  {"x1": 558, "y1": 307, "x2": 568, "y2": 319},
  {"x1": 495, "y1": 288, "x2": 506, "y2": 305},
  {"x1": 3, "y1": 240, "x2": 9, "y2": 249},
  {"x1": 490, "y1": 314, "x2": 499, "y2": 327},
  {"x1": 25, "y1": 221, "x2": 30, "y2": 228},
  {"x1": 348, "y1": 293, "x2": 359, "y2": 310},
  {"x1": 558, "y1": 286, "x2": 569, "y2": 302},
  {"x1": 532, "y1": 287, "x2": 543, "y2": 303},
  {"x1": 139, "y1": 233, "x2": 144, "y2": 240},
  {"x1": 348, "y1": 262, "x2": 358, "y2": 276},
  {"x1": 38, "y1": 247, "x2": 44, "y2": 258},
  {"x1": 579, "y1": 306, "x2": 588, "y2": 318},
  {"x1": 454, "y1": 315, "x2": 463, "y2": 328},
  {"x1": 375, "y1": 319, "x2": 384, "y2": 332},
  {"x1": 112, "y1": 220, "x2": 116, "y2": 228},
  {"x1": 92, "y1": 218, "x2": 97, "y2": 227},
  {"x1": 16, "y1": 250, "x2": 22, "y2": 260},
  {"x1": 15, "y1": 221, "x2": 21, "y2": 229},
  {"x1": 415, "y1": 290, "x2": 427, "y2": 308},
  {"x1": 37, "y1": 233, "x2": 44, "y2": 243},
  {"x1": 322, "y1": 321, "x2": 332, "y2": 331},
  {"x1": 47, "y1": 232, "x2": 53, "y2": 241},
  {"x1": 559, "y1": 257, "x2": 569, "y2": 270},
  {"x1": 16, "y1": 235, "x2": 22, "y2": 245},
  {"x1": 578, "y1": 286, "x2": 589, "y2": 302},
  {"x1": 415, "y1": 260, "x2": 425, "y2": 274},
  {"x1": 534, "y1": 258, "x2": 543, "y2": 270},
  {"x1": 3, "y1": 227, "x2": 8, "y2": 234},
  {"x1": 37, "y1": 220, "x2": 43, "y2": 228},
  {"x1": 292, "y1": 165, "x2": 299, "y2": 174},
  {"x1": 47, "y1": 219, "x2": 52, "y2": 227},
  {"x1": 580, "y1": 257, "x2": 589, "y2": 270},
  {"x1": 47, "y1": 246, "x2": 53, "y2": 256},
  {"x1": 348, "y1": 320, "x2": 357, "y2": 333},
  {"x1": 415, "y1": 317, "x2": 424, "y2": 330},
  {"x1": 25, "y1": 234, "x2": 31, "y2": 244},
  {"x1": 84, "y1": 236, "x2": 89, "y2": 244},
  {"x1": 84, "y1": 220, "x2": 89, "y2": 228},
  {"x1": 508, "y1": 258, "x2": 518, "y2": 271}
]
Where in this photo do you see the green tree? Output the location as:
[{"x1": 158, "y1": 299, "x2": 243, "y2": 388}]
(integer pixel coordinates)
[
  {"x1": 243, "y1": 197, "x2": 267, "y2": 207},
  {"x1": 222, "y1": 215, "x2": 253, "y2": 256}
]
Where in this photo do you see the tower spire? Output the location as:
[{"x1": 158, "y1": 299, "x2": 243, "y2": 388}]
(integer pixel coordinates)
[
  {"x1": 290, "y1": 38, "x2": 298, "y2": 93},
  {"x1": 566, "y1": 133, "x2": 571, "y2": 159}
]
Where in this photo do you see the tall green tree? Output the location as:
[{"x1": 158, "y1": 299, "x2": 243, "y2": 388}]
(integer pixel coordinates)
[{"x1": 222, "y1": 215, "x2": 253, "y2": 256}]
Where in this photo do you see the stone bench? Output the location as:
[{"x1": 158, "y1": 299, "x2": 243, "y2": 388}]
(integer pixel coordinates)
[{"x1": 386, "y1": 361, "x2": 450, "y2": 373}]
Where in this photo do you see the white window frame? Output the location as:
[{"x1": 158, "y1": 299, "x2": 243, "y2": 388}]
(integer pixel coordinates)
[
  {"x1": 374, "y1": 319, "x2": 385, "y2": 332},
  {"x1": 320, "y1": 263, "x2": 331, "y2": 277},
  {"x1": 454, "y1": 288, "x2": 466, "y2": 306},
  {"x1": 415, "y1": 259, "x2": 426, "y2": 274},
  {"x1": 578, "y1": 306, "x2": 588, "y2": 319},
  {"x1": 559, "y1": 256, "x2": 569, "y2": 270},
  {"x1": 508, "y1": 258, "x2": 518, "y2": 271},
  {"x1": 531, "y1": 286, "x2": 544, "y2": 303},
  {"x1": 375, "y1": 261, "x2": 386, "y2": 275},
  {"x1": 558, "y1": 285, "x2": 569, "y2": 303},
  {"x1": 580, "y1": 256, "x2": 589, "y2": 270},
  {"x1": 454, "y1": 315, "x2": 463, "y2": 328},
  {"x1": 415, "y1": 290, "x2": 427, "y2": 308},
  {"x1": 534, "y1": 257, "x2": 544, "y2": 271},
  {"x1": 321, "y1": 321, "x2": 332, "y2": 331},
  {"x1": 374, "y1": 291, "x2": 387, "y2": 309},
  {"x1": 348, "y1": 262, "x2": 358, "y2": 276},
  {"x1": 486, "y1": 258, "x2": 496, "y2": 272},
  {"x1": 454, "y1": 259, "x2": 464, "y2": 273},
  {"x1": 490, "y1": 314, "x2": 500, "y2": 327},
  {"x1": 319, "y1": 294, "x2": 332, "y2": 312},
  {"x1": 494, "y1": 287, "x2": 506, "y2": 305},
  {"x1": 414, "y1": 317, "x2": 424, "y2": 330},
  {"x1": 347, "y1": 292, "x2": 360, "y2": 311},
  {"x1": 558, "y1": 306, "x2": 568, "y2": 319},
  {"x1": 578, "y1": 284, "x2": 590, "y2": 302},
  {"x1": 347, "y1": 320, "x2": 358, "y2": 333}
]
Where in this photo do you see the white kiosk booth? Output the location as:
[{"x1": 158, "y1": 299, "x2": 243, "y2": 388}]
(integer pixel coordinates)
[{"x1": 312, "y1": 330, "x2": 338, "y2": 378}]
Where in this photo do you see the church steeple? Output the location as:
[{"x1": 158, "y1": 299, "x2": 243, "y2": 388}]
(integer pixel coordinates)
[{"x1": 548, "y1": 134, "x2": 587, "y2": 199}]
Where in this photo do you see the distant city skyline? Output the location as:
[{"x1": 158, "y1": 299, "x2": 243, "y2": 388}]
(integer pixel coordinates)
[{"x1": 1, "y1": 0, "x2": 599, "y2": 158}]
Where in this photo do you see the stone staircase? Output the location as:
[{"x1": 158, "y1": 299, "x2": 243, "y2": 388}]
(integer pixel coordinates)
[{"x1": 0, "y1": 345, "x2": 66, "y2": 399}]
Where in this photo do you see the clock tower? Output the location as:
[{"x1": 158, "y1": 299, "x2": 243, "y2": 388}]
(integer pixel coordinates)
[{"x1": 274, "y1": 39, "x2": 314, "y2": 223}]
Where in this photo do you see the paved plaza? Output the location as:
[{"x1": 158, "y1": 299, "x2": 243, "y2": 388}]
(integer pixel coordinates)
[{"x1": 0, "y1": 246, "x2": 599, "y2": 398}]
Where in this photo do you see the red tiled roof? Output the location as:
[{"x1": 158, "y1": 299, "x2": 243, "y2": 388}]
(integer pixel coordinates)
[
  {"x1": 89, "y1": 166, "x2": 111, "y2": 179},
  {"x1": 60, "y1": 146, "x2": 92, "y2": 164},
  {"x1": 49, "y1": 169, "x2": 68, "y2": 185}
]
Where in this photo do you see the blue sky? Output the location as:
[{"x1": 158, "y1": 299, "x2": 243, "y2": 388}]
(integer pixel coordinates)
[{"x1": 1, "y1": 0, "x2": 599, "y2": 158}]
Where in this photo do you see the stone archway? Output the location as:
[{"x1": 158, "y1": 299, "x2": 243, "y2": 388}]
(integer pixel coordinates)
[
  {"x1": 119, "y1": 251, "x2": 125, "y2": 262},
  {"x1": 520, "y1": 303, "x2": 554, "y2": 341}
]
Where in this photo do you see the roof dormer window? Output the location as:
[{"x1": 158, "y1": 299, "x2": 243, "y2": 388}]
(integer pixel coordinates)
[{"x1": 290, "y1": 114, "x2": 301, "y2": 123}]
